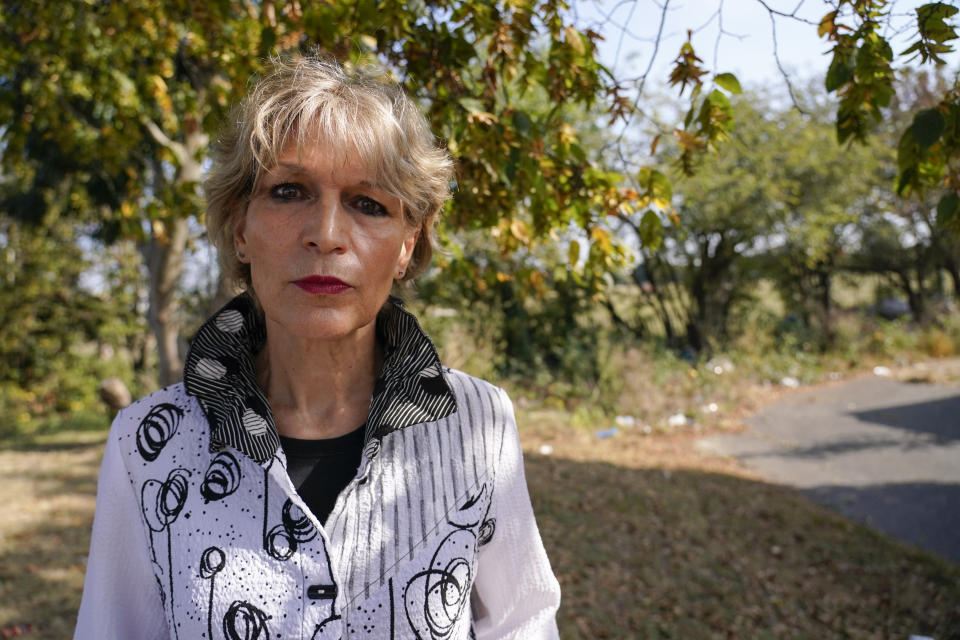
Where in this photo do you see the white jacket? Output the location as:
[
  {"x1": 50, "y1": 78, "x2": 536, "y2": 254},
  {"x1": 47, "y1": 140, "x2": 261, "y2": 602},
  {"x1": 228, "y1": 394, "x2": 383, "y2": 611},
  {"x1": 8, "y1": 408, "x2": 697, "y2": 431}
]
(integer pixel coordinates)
[{"x1": 74, "y1": 295, "x2": 560, "y2": 640}]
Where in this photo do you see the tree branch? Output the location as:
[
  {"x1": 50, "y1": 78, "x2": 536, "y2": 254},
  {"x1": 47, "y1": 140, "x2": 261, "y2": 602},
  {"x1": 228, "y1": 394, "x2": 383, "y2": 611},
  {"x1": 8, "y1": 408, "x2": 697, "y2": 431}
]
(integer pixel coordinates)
[{"x1": 142, "y1": 118, "x2": 190, "y2": 168}]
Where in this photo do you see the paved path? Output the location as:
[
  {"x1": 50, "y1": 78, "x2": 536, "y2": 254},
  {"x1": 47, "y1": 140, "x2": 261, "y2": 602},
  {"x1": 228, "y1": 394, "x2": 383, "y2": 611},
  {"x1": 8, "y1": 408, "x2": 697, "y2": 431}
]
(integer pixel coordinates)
[{"x1": 697, "y1": 371, "x2": 960, "y2": 563}]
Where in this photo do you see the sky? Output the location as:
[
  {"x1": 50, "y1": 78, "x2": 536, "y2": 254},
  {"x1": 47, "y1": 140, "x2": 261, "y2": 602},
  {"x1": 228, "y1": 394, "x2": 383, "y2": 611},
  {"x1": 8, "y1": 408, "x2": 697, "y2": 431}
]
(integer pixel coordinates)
[{"x1": 574, "y1": 0, "x2": 959, "y2": 93}]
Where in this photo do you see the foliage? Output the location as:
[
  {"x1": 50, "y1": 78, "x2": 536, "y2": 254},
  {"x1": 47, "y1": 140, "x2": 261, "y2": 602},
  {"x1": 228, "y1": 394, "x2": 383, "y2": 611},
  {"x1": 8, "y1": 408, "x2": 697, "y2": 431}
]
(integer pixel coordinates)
[
  {"x1": 3, "y1": 0, "x2": 960, "y2": 409},
  {"x1": 0, "y1": 213, "x2": 145, "y2": 423},
  {"x1": 417, "y1": 234, "x2": 620, "y2": 403},
  {"x1": 0, "y1": 0, "x2": 633, "y2": 384},
  {"x1": 818, "y1": 1, "x2": 960, "y2": 232},
  {"x1": 0, "y1": 216, "x2": 93, "y2": 391}
]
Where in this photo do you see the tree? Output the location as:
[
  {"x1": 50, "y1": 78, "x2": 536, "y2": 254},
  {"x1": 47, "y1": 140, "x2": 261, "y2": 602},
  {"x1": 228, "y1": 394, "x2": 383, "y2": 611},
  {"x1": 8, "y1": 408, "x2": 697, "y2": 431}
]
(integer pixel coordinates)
[
  {"x1": 613, "y1": 90, "x2": 887, "y2": 353},
  {"x1": 591, "y1": 1, "x2": 960, "y2": 238},
  {"x1": 1, "y1": 0, "x2": 625, "y2": 385},
  {"x1": 4, "y1": 0, "x2": 960, "y2": 389}
]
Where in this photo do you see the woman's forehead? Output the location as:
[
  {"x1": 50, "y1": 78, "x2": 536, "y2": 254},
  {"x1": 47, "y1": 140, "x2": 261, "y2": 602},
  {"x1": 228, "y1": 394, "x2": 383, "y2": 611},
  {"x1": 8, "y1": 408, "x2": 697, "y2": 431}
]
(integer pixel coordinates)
[{"x1": 272, "y1": 123, "x2": 389, "y2": 173}]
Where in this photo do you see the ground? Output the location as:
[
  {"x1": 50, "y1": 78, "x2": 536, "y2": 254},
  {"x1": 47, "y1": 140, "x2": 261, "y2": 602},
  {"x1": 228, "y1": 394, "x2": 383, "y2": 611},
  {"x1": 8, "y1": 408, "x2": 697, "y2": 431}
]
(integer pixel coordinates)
[{"x1": 1, "y1": 363, "x2": 959, "y2": 638}]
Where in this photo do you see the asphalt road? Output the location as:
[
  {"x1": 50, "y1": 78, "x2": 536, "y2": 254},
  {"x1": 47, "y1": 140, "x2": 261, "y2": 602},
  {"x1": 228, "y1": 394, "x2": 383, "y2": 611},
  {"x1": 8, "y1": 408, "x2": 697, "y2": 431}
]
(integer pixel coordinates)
[{"x1": 697, "y1": 370, "x2": 960, "y2": 563}]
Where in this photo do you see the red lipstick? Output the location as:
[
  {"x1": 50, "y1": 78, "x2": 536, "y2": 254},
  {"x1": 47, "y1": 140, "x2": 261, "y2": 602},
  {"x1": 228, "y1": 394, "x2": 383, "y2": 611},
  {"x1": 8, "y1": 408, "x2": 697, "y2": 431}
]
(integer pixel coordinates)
[{"x1": 293, "y1": 275, "x2": 351, "y2": 294}]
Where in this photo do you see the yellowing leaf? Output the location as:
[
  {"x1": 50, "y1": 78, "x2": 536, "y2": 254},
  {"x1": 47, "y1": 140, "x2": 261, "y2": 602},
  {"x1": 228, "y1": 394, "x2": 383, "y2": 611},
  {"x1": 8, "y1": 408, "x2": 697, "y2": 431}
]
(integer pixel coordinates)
[
  {"x1": 818, "y1": 10, "x2": 838, "y2": 38},
  {"x1": 591, "y1": 227, "x2": 612, "y2": 253},
  {"x1": 564, "y1": 26, "x2": 585, "y2": 56},
  {"x1": 528, "y1": 270, "x2": 544, "y2": 289},
  {"x1": 151, "y1": 219, "x2": 169, "y2": 245},
  {"x1": 510, "y1": 219, "x2": 531, "y2": 243}
]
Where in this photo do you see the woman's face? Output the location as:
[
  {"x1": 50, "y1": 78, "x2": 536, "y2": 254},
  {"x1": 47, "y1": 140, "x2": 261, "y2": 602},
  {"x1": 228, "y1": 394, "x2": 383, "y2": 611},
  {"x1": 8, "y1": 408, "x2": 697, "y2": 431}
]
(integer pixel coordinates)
[{"x1": 234, "y1": 141, "x2": 418, "y2": 344}]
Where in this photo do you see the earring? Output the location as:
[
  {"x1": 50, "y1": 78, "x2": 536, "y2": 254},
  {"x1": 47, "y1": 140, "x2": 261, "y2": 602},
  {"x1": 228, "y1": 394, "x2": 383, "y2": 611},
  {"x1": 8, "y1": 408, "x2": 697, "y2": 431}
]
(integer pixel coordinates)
[
  {"x1": 236, "y1": 250, "x2": 245, "y2": 260},
  {"x1": 397, "y1": 269, "x2": 405, "y2": 278}
]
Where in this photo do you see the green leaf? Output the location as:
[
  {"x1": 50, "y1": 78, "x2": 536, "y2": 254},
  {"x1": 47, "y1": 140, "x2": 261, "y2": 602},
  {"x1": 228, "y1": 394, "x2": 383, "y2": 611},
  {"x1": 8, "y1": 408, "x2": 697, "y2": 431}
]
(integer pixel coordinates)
[
  {"x1": 825, "y1": 57, "x2": 852, "y2": 92},
  {"x1": 683, "y1": 102, "x2": 696, "y2": 129},
  {"x1": 458, "y1": 97, "x2": 485, "y2": 114},
  {"x1": 637, "y1": 167, "x2": 673, "y2": 203},
  {"x1": 917, "y1": 2, "x2": 959, "y2": 24},
  {"x1": 714, "y1": 72, "x2": 742, "y2": 95},
  {"x1": 897, "y1": 125, "x2": 920, "y2": 172},
  {"x1": 512, "y1": 110, "x2": 532, "y2": 136},
  {"x1": 901, "y1": 41, "x2": 923, "y2": 57},
  {"x1": 937, "y1": 191, "x2": 959, "y2": 225},
  {"x1": 260, "y1": 26, "x2": 277, "y2": 54},
  {"x1": 638, "y1": 209, "x2": 663, "y2": 250},
  {"x1": 707, "y1": 89, "x2": 731, "y2": 108},
  {"x1": 912, "y1": 108, "x2": 945, "y2": 147}
]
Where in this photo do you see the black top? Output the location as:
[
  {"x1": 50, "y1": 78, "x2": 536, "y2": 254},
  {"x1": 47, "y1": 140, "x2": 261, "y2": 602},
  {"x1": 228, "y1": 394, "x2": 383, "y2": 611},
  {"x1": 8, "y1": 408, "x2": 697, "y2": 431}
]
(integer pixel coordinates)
[{"x1": 279, "y1": 425, "x2": 366, "y2": 526}]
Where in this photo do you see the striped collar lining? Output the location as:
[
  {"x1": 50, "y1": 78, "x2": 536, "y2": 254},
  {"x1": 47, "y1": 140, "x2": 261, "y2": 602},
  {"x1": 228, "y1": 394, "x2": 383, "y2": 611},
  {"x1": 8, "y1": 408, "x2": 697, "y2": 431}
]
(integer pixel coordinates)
[{"x1": 183, "y1": 293, "x2": 457, "y2": 465}]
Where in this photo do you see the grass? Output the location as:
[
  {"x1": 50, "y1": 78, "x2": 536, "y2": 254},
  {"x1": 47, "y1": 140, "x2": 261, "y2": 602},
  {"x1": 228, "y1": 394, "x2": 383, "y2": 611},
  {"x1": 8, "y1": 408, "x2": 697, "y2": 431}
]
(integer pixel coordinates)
[
  {"x1": 0, "y1": 428, "x2": 107, "y2": 639},
  {"x1": 518, "y1": 423, "x2": 960, "y2": 639},
  {"x1": 2, "y1": 365, "x2": 960, "y2": 639}
]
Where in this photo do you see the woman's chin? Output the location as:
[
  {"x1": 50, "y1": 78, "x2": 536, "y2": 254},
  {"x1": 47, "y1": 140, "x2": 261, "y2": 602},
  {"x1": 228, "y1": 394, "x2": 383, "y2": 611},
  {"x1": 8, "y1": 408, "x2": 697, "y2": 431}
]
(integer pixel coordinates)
[{"x1": 265, "y1": 307, "x2": 378, "y2": 344}]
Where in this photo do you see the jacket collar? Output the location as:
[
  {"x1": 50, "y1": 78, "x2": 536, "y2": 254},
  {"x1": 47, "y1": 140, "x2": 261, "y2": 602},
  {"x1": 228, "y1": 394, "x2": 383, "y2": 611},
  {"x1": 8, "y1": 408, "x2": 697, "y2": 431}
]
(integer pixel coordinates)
[{"x1": 183, "y1": 292, "x2": 457, "y2": 464}]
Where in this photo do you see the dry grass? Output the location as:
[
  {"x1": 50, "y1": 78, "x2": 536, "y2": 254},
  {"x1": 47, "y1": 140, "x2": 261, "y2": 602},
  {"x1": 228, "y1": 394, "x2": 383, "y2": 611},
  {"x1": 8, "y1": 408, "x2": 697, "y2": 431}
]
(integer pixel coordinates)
[
  {"x1": 0, "y1": 431, "x2": 105, "y2": 639},
  {"x1": 518, "y1": 424, "x2": 960, "y2": 639}
]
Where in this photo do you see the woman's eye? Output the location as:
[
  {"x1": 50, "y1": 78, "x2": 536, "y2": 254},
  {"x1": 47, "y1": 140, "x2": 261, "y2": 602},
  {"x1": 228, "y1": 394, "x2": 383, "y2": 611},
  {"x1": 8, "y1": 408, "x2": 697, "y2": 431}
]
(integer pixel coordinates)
[
  {"x1": 269, "y1": 183, "x2": 304, "y2": 201},
  {"x1": 352, "y1": 196, "x2": 388, "y2": 217}
]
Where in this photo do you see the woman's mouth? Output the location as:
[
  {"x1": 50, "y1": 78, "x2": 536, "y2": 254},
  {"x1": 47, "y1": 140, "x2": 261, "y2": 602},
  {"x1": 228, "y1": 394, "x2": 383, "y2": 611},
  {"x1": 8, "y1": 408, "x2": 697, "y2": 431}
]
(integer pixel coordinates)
[{"x1": 293, "y1": 275, "x2": 352, "y2": 294}]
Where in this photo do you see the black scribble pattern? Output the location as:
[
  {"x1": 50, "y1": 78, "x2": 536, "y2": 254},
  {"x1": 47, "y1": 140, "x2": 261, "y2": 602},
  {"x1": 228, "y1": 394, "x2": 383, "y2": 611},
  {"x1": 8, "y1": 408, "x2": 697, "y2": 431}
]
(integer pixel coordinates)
[
  {"x1": 136, "y1": 403, "x2": 183, "y2": 461},
  {"x1": 310, "y1": 613, "x2": 342, "y2": 640},
  {"x1": 452, "y1": 484, "x2": 495, "y2": 546},
  {"x1": 201, "y1": 451, "x2": 242, "y2": 502},
  {"x1": 282, "y1": 499, "x2": 317, "y2": 543},
  {"x1": 264, "y1": 498, "x2": 316, "y2": 561},
  {"x1": 200, "y1": 547, "x2": 226, "y2": 640},
  {"x1": 141, "y1": 468, "x2": 191, "y2": 532},
  {"x1": 403, "y1": 529, "x2": 474, "y2": 640},
  {"x1": 141, "y1": 468, "x2": 191, "y2": 640},
  {"x1": 476, "y1": 518, "x2": 496, "y2": 547},
  {"x1": 223, "y1": 601, "x2": 271, "y2": 640},
  {"x1": 403, "y1": 486, "x2": 492, "y2": 640}
]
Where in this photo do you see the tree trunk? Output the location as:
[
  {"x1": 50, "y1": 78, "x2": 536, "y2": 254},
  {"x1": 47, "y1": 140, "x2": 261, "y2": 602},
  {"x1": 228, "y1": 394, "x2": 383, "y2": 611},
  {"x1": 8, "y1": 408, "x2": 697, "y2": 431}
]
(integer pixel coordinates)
[
  {"x1": 897, "y1": 269, "x2": 924, "y2": 323},
  {"x1": 140, "y1": 118, "x2": 208, "y2": 387},
  {"x1": 817, "y1": 266, "x2": 834, "y2": 350},
  {"x1": 638, "y1": 252, "x2": 676, "y2": 344},
  {"x1": 947, "y1": 261, "x2": 960, "y2": 299},
  {"x1": 144, "y1": 217, "x2": 190, "y2": 387}
]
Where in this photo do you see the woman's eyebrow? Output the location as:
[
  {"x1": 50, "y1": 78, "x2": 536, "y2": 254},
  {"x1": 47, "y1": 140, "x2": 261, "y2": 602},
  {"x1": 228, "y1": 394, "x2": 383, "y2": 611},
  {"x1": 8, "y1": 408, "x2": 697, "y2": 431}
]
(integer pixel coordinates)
[{"x1": 274, "y1": 162, "x2": 308, "y2": 173}]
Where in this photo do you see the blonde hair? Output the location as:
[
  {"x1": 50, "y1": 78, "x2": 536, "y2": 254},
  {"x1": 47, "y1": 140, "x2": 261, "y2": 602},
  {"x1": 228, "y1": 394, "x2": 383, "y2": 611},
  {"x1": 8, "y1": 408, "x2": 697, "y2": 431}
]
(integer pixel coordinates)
[{"x1": 204, "y1": 53, "x2": 454, "y2": 291}]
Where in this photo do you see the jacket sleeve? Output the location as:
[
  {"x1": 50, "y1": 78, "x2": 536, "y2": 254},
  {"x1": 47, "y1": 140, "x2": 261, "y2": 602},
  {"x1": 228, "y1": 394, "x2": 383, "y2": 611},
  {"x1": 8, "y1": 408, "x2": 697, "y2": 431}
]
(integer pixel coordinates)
[
  {"x1": 74, "y1": 416, "x2": 169, "y2": 640},
  {"x1": 470, "y1": 388, "x2": 561, "y2": 640}
]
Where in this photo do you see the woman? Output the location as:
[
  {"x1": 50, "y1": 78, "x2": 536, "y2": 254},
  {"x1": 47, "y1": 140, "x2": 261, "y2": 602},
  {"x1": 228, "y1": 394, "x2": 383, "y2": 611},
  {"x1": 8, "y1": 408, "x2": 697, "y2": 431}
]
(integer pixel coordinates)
[{"x1": 73, "y1": 54, "x2": 560, "y2": 639}]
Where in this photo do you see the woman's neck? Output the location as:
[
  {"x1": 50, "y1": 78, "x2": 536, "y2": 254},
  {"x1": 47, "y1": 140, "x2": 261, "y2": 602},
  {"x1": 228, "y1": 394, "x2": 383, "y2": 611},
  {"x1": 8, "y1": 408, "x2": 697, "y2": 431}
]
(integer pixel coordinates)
[{"x1": 255, "y1": 320, "x2": 381, "y2": 440}]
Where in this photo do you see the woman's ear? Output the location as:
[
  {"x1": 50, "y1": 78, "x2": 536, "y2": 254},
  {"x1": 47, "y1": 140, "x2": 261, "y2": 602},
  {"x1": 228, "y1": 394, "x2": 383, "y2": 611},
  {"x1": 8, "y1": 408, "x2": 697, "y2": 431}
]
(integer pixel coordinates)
[
  {"x1": 396, "y1": 226, "x2": 421, "y2": 278},
  {"x1": 232, "y1": 203, "x2": 250, "y2": 263}
]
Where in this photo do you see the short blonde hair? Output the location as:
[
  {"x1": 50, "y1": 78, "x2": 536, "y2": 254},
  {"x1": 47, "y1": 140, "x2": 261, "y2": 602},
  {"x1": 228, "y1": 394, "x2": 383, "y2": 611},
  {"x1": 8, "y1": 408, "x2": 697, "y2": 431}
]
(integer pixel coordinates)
[{"x1": 204, "y1": 53, "x2": 454, "y2": 291}]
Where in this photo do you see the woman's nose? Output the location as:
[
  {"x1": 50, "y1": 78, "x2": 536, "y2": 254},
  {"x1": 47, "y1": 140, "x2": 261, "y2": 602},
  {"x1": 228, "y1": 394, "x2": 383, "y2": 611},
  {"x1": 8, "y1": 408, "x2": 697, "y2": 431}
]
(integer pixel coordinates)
[{"x1": 302, "y1": 194, "x2": 347, "y2": 253}]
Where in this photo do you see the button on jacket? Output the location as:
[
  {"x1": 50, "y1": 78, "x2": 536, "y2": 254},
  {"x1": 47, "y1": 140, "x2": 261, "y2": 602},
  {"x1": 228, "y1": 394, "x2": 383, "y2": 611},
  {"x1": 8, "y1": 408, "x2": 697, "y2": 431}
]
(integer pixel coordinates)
[{"x1": 74, "y1": 294, "x2": 561, "y2": 639}]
